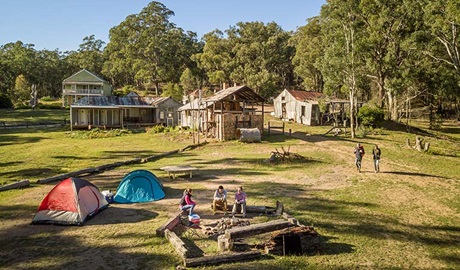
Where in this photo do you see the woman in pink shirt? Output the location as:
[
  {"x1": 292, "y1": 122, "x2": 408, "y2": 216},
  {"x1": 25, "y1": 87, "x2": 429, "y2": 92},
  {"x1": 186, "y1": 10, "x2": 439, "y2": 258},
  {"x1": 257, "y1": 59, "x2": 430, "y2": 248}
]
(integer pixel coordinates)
[
  {"x1": 179, "y1": 188, "x2": 196, "y2": 215},
  {"x1": 232, "y1": 186, "x2": 247, "y2": 217}
]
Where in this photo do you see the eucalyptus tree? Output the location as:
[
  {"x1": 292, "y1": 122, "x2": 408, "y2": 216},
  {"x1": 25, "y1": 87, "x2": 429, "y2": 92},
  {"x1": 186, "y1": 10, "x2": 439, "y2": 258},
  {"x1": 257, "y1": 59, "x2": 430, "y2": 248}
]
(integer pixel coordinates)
[
  {"x1": 103, "y1": 1, "x2": 200, "y2": 94},
  {"x1": 317, "y1": 0, "x2": 366, "y2": 138},
  {"x1": 291, "y1": 17, "x2": 324, "y2": 91},
  {"x1": 193, "y1": 30, "x2": 233, "y2": 89},
  {"x1": 227, "y1": 21, "x2": 294, "y2": 97},
  {"x1": 357, "y1": 0, "x2": 425, "y2": 120},
  {"x1": 66, "y1": 35, "x2": 105, "y2": 75},
  {"x1": 423, "y1": 0, "x2": 460, "y2": 118}
]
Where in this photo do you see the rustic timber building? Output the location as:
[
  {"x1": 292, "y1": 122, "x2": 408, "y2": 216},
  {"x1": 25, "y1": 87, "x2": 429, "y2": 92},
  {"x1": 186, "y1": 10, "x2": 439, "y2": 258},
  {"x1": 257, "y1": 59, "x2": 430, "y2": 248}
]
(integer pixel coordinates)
[{"x1": 178, "y1": 85, "x2": 265, "y2": 141}]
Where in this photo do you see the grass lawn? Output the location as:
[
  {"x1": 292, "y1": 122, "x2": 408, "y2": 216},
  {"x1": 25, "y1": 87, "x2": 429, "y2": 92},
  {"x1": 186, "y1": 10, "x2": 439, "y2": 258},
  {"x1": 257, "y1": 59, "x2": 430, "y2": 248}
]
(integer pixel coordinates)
[
  {"x1": 0, "y1": 112, "x2": 459, "y2": 269},
  {"x1": 0, "y1": 108, "x2": 69, "y2": 124}
]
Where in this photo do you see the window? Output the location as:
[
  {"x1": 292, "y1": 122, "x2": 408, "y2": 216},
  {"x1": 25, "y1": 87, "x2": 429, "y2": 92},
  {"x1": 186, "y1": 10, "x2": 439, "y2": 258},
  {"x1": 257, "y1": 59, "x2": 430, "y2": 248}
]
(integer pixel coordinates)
[
  {"x1": 124, "y1": 109, "x2": 130, "y2": 118},
  {"x1": 160, "y1": 111, "x2": 165, "y2": 120},
  {"x1": 301, "y1": 106, "x2": 306, "y2": 117}
]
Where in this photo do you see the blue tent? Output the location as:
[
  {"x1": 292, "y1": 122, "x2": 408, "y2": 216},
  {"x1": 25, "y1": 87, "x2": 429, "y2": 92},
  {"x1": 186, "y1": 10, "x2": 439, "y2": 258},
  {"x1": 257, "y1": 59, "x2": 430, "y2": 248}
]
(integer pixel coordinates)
[{"x1": 114, "y1": 170, "x2": 165, "y2": 203}]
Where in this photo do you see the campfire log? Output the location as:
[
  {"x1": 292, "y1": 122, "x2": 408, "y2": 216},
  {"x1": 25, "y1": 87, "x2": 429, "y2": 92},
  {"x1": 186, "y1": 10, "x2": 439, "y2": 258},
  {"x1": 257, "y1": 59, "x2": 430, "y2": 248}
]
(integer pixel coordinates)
[
  {"x1": 184, "y1": 250, "x2": 261, "y2": 267},
  {"x1": 0, "y1": 179, "x2": 30, "y2": 192},
  {"x1": 156, "y1": 214, "x2": 181, "y2": 237},
  {"x1": 225, "y1": 219, "x2": 293, "y2": 240},
  {"x1": 164, "y1": 229, "x2": 189, "y2": 259}
]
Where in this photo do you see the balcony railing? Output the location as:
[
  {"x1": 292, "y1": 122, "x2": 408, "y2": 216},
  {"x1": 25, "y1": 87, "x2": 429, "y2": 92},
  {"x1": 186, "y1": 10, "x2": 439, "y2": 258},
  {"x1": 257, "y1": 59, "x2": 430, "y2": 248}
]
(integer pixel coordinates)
[{"x1": 63, "y1": 89, "x2": 104, "y2": 95}]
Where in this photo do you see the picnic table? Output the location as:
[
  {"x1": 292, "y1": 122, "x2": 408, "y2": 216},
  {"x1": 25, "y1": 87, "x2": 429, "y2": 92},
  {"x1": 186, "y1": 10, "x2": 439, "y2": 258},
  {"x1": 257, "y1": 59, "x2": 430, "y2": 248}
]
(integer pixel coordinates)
[{"x1": 160, "y1": 165, "x2": 198, "y2": 179}]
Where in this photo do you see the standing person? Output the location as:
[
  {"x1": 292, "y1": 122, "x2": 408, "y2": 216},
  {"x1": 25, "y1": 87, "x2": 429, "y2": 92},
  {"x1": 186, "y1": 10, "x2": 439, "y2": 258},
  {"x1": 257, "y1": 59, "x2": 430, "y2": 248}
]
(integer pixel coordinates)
[
  {"x1": 179, "y1": 188, "x2": 196, "y2": 215},
  {"x1": 232, "y1": 186, "x2": 247, "y2": 218},
  {"x1": 372, "y1": 144, "x2": 381, "y2": 173},
  {"x1": 213, "y1": 185, "x2": 228, "y2": 215},
  {"x1": 354, "y1": 143, "x2": 365, "y2": 173}
]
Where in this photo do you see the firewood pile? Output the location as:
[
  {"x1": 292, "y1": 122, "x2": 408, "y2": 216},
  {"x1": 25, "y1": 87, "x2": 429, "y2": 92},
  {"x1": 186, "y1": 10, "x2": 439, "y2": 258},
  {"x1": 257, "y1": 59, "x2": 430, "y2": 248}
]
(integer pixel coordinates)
[
  {"x1": 202, "y1": 217, "x2": 251, "y2": 236},
  {"x1": 264, "y1": 226, "x2": 320, "y2": 255},
  {"x1": 267, "y1": 146, "x2": 308, "y2": 164}
]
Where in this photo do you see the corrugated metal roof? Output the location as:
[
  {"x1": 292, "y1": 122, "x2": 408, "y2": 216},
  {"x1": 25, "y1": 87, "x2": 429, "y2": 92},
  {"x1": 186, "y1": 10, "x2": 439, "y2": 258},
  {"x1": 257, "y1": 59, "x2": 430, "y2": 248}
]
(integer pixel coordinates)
[
  {"x1": 177, "y1": 99, "x2": 212, "y2": 111},
  {"x1": 287, "y1": 90, "x2": 324, "y2": 101},
  {"x1": 72, "y1": 96, "x2": 151, "y2": 107},
  {"x1": 206, "y1": 85, "x2": 265, "y2": 102}
]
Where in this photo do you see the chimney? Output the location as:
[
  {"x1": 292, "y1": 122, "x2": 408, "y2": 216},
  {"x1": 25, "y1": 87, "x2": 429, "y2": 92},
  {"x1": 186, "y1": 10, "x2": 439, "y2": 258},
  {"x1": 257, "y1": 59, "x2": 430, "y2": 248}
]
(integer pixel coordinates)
[{"x1": 222, "y1": 82, "x2": 227, "y2": 89}]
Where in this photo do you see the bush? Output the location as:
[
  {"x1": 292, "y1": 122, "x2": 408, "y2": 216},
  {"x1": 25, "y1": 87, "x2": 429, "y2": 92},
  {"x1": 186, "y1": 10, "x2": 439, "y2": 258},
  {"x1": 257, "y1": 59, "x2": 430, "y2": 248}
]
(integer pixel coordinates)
[
  {"x1": 37, "y1": 103, "x2": 63, "y2": 110},
  {"x1": 358, "y1": 106, "x2": 384, "y2": 128},
  {"x1": 70, "y1": 128, "x2": 131, "y2": 139},
  {"x1": 146, "y1": 125, "x2": 178, "y2": 134},
  {"x1": 0, "y1": 93, "x2": 13, "y2": 109},
  {"x1": 40, "y1": 96, "x2": 55, "y2": 102}
]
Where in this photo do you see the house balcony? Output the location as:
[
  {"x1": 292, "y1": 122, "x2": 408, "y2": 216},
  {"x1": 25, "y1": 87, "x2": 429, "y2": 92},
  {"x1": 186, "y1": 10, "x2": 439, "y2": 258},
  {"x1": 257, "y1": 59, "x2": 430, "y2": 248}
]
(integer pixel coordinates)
[{"x1": 63, "y1": 89, "x2": 104, "y2": 95}]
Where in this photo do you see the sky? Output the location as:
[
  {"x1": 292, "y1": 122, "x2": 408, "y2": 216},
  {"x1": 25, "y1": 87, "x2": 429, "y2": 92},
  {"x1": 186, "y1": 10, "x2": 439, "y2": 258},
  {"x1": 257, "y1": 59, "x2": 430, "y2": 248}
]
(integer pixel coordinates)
[{"x1": 0, "y1": 0, "x2": 326, "y2": 52}]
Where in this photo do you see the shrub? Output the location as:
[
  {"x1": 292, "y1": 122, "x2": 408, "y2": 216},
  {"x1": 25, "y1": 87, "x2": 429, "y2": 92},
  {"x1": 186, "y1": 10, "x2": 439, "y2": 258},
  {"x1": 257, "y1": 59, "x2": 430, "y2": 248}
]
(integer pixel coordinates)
[
  {"x1": 40, "y1": 96, "x2": 55, "y2": 102},
  {"x1": 0, "y1": 93, "x2": 13, "y2": 109},
  {"x1": 70, "y1": 128, "x2": 131, "y2": 139},
  {"x1": 37, "y1": 103, "x2": 63, "y2": 110},
  {"x1": 146, "y1": 125, "x2": 165, "y2": 134},
  {"x1": 358, "y1": 106, "x2": 384, "y2": 128}
]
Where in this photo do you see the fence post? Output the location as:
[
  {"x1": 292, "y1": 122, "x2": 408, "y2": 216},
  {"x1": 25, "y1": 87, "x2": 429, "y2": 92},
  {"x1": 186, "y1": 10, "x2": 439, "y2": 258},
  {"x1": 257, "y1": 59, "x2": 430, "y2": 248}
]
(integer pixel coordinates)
[
  {"x1": 282, "y1": 122, "x2": 285, "y2": 135},
  {"x1": 289, "y1": 129, "x2": 292, "y2": 136},
  {"x1": 268, "y1": 121, "x2": 271, "y2": 135}
]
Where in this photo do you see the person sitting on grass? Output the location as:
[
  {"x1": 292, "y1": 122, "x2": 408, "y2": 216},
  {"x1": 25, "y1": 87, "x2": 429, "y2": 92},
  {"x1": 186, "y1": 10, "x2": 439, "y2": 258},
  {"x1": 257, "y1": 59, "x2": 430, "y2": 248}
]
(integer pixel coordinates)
[
  {"x1": 232, "y1": 186, "x2": 247, "y2": 218},
  {"x1": 179, "y1": 188, "x2": 196, "y2": 215},
  {"x1": 213, "y1": 185, "x2": 228, "y2": 215}
]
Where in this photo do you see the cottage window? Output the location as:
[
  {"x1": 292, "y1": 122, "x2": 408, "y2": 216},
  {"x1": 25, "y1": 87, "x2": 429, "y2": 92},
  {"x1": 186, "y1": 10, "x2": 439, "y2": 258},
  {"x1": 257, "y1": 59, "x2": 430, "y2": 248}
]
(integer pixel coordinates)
[
  {"x1": 160, "y1": 111, "x2": 165, "y2": 119},
  {"x1": 301, "y1": 106, "x2": 306, "y2": 117}
]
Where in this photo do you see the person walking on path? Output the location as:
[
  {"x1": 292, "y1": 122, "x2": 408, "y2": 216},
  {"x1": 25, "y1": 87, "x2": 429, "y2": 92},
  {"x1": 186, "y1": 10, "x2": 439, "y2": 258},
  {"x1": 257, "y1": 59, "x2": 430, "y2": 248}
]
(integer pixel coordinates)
[
  {"x1": 354, "y1": 143, "x2": 365, "y2": 173},
  {"x1": 232, "y1": 186, "x2": 247, "y2": 218},
  {"x1": 179, "y1": 188, "x2": 196, "y2": 215},
  {"x1": 213, "y1": 185, "x2": 228, "y2": 215},
  {"x1": 373, "y1": 144, "x2": 381, "y2": 173}
]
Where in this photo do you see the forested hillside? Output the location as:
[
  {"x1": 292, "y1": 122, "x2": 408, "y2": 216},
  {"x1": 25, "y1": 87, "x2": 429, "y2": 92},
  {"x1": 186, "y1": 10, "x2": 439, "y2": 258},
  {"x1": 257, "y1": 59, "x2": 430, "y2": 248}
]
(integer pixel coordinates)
[{"x1": 1, "y1": 1, "x2": 459, "y2": 124}]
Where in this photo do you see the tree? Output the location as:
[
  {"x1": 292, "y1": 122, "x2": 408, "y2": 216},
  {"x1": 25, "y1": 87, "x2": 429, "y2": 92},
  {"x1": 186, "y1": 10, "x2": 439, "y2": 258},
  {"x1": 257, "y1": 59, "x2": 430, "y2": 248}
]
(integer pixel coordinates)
[
  {"x1": 161, "y1": 82, "x2": 183, "y2": 101},
  {"x1": 318, "y1": 0, "x2": 366, "y2": 138},
  {"x1": 66, "y1": 35, "x2": 105, "y2": 75},
  {"x1": 103, "y1": 2, "x2": 200, "y2": 94},
  {"x1": 193, "y1": 30, "x2": 232, "y2": 89},
  {"x1": 9, "y1": 74, "x2": 30, "y2": 104},
  {"x1": 227, "y1": 22, "x2": 294, "y2": 97},
  {"x1": 291, "y1": 17, "x2": 324, "y2": 91}
]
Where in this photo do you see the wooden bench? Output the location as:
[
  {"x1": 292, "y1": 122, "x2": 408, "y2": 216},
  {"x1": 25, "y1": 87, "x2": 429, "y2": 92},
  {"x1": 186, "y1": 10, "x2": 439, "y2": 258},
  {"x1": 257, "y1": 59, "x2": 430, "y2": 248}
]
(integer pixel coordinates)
[{"x1": 160, "y1": 165, "x2": 198, "y2": 179}]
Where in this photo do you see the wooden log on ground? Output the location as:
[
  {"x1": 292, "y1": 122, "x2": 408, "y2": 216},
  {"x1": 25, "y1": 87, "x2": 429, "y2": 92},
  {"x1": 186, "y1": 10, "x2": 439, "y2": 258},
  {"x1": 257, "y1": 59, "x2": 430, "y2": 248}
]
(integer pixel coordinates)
[
  {"x1": 184, "y1": 250, "x2": 261, "y2": 268},
  {"x1": 37, "y1": 168, "x2": 98, "y2": 184},
  {"x1": 0, "y1": 179, "x2": 30, "y2": 192},
  {"x1": 225, "y1": 219, "x2": 294, "y2": 239},
  {"x1": 156, "y1": 214, "x2": 181, "y2": 237},
  {"x1": 164, "y1": 229, "x2": 189, "y2": 259}
]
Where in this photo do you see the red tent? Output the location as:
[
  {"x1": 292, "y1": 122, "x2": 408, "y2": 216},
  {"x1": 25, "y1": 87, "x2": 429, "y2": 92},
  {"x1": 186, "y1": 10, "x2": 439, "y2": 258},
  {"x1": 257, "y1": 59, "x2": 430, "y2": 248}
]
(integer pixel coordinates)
[{"x1": 32, "y1": 177, "x2": 108, "y2": 225}]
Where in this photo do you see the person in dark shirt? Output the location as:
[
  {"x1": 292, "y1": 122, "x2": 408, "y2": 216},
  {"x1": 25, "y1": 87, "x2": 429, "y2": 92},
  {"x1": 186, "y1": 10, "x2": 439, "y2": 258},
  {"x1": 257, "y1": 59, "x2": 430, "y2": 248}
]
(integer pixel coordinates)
[
  {"x1": 354, "y1": 143, "x2": 365, "y2": 173},
  {"x1": 372, "y1": 145, "x2": 381, "y2": 173}
]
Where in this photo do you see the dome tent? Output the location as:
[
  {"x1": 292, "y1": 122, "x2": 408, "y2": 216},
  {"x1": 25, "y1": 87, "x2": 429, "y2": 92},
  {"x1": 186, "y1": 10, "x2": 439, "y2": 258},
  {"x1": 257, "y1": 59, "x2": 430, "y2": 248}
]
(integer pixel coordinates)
[
  {"x1": 32, "y1": 177, "x2": 108, "y2": 225},
  {"x1": 113, "y1": 170, "x2": 165, "y2": 203}
]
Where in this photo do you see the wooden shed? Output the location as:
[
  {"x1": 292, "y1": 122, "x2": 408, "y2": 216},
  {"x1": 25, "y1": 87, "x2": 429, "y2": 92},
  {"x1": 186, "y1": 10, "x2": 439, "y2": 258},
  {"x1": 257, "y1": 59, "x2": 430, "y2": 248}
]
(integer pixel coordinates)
[
  {"x1": 273, "y1": 89, "x2": 324, "y2": 126},
  {"x1": 178, "y1": 85, "x2": 265, "y2": 141}
]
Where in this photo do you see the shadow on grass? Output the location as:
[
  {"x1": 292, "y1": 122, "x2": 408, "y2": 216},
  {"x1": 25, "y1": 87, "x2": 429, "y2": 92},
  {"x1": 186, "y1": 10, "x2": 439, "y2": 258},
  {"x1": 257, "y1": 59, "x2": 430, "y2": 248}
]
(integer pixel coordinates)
[
  {"x1": 0, "y1": 161, "x2": 22, "y2": 167},
  {"x1": 0, "y1": 168, "x2": 60, "y2": 178},
  {"x1": 381, "y1": 171, "x2": 451, "y2": 179},
  {"x1": 0, "y1": 134, "x2": 46, "y2": 146},
  {"x1": 86, "y1": 206, "x2": 159, "y2": 225},
  {"x1": 0, "y1": 201, "x2": 176, "y2": 269}
]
